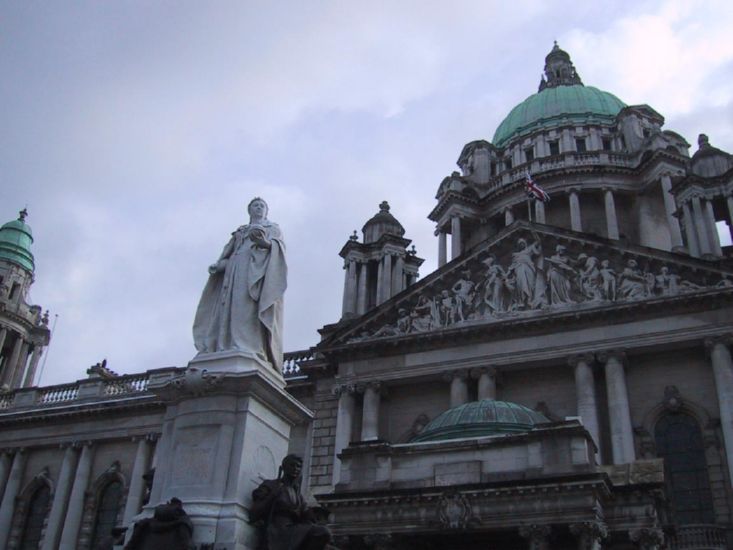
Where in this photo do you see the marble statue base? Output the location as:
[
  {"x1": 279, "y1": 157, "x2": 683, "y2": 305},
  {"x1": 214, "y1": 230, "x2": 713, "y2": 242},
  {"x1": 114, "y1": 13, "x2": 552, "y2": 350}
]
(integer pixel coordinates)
[{"x1": 144, "y1": 352, "x2": 312, "y2": 549}]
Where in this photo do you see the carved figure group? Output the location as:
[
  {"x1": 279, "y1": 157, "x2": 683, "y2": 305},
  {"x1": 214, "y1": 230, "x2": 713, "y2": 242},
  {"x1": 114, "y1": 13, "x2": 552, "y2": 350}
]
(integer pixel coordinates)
[{"x1": 355, "y1": 233, "x2": 727, "y2": 341}]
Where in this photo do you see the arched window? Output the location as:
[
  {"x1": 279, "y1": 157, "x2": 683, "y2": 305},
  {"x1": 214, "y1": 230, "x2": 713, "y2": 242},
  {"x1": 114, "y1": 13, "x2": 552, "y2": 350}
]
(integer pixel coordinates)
[
  {"x1": 19, "y1": 484, "x2": 51, "y2": 550},
  {"x1": 654, "y1": 412, "x2": 715, "y2": 524},
  {"x1": 90, "y1": 480, "x2": 123, "y2": 548}
]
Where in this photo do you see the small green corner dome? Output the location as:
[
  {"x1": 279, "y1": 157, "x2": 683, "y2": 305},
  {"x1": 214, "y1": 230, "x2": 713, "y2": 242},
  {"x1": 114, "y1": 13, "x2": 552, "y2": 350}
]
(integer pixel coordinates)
[
  {"x1": 0, "y1": 209, "x2": 35, "y2": 273},
  {"x1": 492, "y1": 85, "x2": 626, "y2": 148},
  {"x1": 411, "y1": 399, "x2": 548, "y2": 443}
]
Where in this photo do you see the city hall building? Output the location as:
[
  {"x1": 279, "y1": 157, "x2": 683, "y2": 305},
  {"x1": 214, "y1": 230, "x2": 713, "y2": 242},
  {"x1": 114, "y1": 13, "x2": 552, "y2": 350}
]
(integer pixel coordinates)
[{"x1": 1, "y1": 45, "x2": 733, "y2": 549}]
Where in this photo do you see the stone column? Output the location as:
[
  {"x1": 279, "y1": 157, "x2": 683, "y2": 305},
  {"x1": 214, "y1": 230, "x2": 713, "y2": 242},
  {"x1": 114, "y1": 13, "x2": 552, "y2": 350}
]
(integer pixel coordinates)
[
  {"x1": 471, "y1": 367, "x2": 497, "y2": 400},
  {"x1": 727, "y1": 195, "x2": 733, "y2": 232},
  {"x1": 704, "y1": 199, "x2": 722, "y2": 256},
  {"x1": 706, "y1": 337, "x2": 733, "y2": 487},
  {"x1": 534, "y1": 200, "x2": 546, "y2": 224},
  {"x1": 10, "y1": 340, "x2": 30, "y2": 388},
  {"x1": 519, "y1": 524, "x2": 551, "y2": 550},
  {"x1": 23, "y1": 345, "x2": 43, "y2": 388},
  {"x1": 568, "y1": 188, "x2": 582, "y2": 232},
  {"x1": 604, "y1": 188, "x2": 620, "y2": 240},
  {"x1": 376, "y1": 258, "x2": 384, "y2": 304},
  {"x1": 0, "y1": 327, "x2": 7, "y2": 356},
  {"x1": 438, "y1": 230, "x2": 447, "y2": 267},
  {"x1": 682, "y1": 201, "x2": 700, "y2": 257},
  {"x1": 381, "y1": 254, "x2": 392, "y2": 303},
  {"x1": 570, "y1": 521, "x2": 607, "y2": 550},
  {"x1": 451, "y1": 216, "x2": 462, "y2": 259},
  {"x1": 599, "y1": 351, "x2": 635, "y2": 464},
  {"x1": 445, "y1": 370, "x2": 469, "y2": 408},
  {"x1": 332, "y1": 384, "x2": 356, "y2": 485},
  {"x1": 0, "y1": 451, "x2": 11, "y2": 502},
  {"x1": 660, "y1": 175, "x2": 684, "y2": 251},
  {"x1": 341, "y1": 263, "x2": 350, "y2": 315},
  {"x1": 1, "y1": 335, "x2": 23, "y2": 386},
  {"x1": 570, "y1": 354, "x2": 600, "y2": 455},
  {"x1": 42, "y1": 444, "x2": 79, "y2": 550},
  {"x1": 122, "y1": 436, "x2": 154, "y2": 526},
  {"x1": 360, "y1": 382, "x2": 382, "y2": 441},
  {"x1": 342, "y1": 260, "x2": 358, "y2": 316},
  {"x1": 691, "y1": 195, "x2": 712, "y2": 256},
  {"x1": 356, "y1": 261, "x2": 368, "y2": 315},
  {"x1": 504, "y1": 208, "x2": 514, "y2": 226},
  {"x1": 392, "y1": 255, "x2": 404, "y2": 296},
  {"x1": 0, "y1": 449, "x2": 27, "y2": 549},
  {"x1": 59, "y1": 442, "x2": 94, "y2": 550}
]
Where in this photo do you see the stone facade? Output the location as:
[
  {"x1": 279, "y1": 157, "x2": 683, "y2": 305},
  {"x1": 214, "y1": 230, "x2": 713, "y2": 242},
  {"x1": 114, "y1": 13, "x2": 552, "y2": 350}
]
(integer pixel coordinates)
[{"x1": 1, "y1": 44, "x2": 733, "y2": 549}]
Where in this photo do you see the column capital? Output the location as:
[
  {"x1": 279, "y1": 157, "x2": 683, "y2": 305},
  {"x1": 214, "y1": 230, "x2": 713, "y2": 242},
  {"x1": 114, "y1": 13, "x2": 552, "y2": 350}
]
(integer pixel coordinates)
[
  {"x1": 628, "y1": 527, "x2": 664, "y2": 549},
  {"x1": 597, "y1": 349, "x2": 626, "y2": 365},
  {"x1": 71, "y1": 440, "x2": 94, "y2": 449},
  {"x1": 565, "y1": 187, "x2": 581, "y2": 195},
  {"x1": 442, "y1": 369, "x2": 469, "y2": 382},
  {"x1": 519, "y1": 524, "x2": 551, "y2": 543},
  {"x1": 470, "y1": 366, "x2": 498, "y2": 379},
  {"x1": 356, "y1": 380, "x2": 384, "y2": 395},
  {"x1": 704, "y1": 334, "x2": 733, "y2": 354},
  {"x1": 331, "y1": 383, "x2": 357, "y2": 397},
  {"x1": 569, "y1": 521, "x2": 608, "y2": 542},
  {"x1": 568, "y1": 353, "x2": 595, "y2": 368}
]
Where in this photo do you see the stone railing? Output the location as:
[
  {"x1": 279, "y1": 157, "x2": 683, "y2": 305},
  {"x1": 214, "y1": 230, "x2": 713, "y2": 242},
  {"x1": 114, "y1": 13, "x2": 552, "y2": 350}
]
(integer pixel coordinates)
[
  {"x1": 38, "y1": 383, "x2": 80, "y2": 404},
  {"x1": 283, "y1": 349, "x2": 314, "y2": 378},
  {"x1": 669, "y1": 524, "x2": 727, "y2": 549},
  {"x1": 103, "y1": 373, "x2": 150, "y2": 396}
]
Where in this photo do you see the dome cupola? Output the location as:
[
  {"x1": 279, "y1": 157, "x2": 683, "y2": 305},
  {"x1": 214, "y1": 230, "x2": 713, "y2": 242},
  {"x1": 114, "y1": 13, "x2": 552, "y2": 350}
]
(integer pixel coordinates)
[
  {"x1": 411, "y1": 399, "x2": 549, "y2": 443},
  {"x1": 0, "y1": 208, "x2": 35, "y2": 273},
  {"x1": 362, "y1": 201, "x2": 405, "y2": 244}
]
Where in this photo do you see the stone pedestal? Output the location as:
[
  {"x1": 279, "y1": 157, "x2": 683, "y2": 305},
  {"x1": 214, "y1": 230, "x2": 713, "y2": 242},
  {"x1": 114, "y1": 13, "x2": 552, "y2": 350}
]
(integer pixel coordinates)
[{"x1": 146, "y1": 352, "x2": 312, "y2": 550}]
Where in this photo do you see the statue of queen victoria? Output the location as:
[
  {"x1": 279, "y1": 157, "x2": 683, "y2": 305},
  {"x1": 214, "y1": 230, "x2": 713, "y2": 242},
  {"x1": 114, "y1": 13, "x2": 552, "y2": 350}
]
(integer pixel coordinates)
[{"x1": 193, "y1": 197, "x2": 287, "y2": 370}]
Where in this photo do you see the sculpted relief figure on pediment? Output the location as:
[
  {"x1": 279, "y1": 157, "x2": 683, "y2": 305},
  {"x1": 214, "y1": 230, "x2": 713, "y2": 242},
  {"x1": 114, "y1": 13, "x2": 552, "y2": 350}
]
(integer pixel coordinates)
[{"x1": 349, "y1": 229, "x2": 731, "y2": 343}]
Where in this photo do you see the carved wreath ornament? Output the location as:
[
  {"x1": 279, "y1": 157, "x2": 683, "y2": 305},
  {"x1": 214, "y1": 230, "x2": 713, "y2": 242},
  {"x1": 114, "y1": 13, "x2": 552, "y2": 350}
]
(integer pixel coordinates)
[
  {"x1": 437, "y1": 492, "x2": 473, "y2": 529},
  {"x1": 352, "y1": 231, "x2": 732, "y2": 342}
]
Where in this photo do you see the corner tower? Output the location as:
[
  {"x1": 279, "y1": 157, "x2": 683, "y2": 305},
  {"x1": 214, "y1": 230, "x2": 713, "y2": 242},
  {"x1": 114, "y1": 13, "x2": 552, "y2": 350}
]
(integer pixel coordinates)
[
  {"x1": 0, "y1": 209, "x2": 50, "y2": 389},
  {"x1": 339, "y1": 201, "x2": 423, "y2": 318}
]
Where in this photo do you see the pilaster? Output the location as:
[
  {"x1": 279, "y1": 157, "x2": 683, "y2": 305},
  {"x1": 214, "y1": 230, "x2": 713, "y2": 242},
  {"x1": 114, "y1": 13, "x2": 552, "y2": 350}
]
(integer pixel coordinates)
[
  {"x1": 603, "y1": 188, "x2": 619, "y2": 240},
  {"x1": 332, "y1": 383, "x2": 356, "y2": 484},
  {"x1": 598, "y1": 350, "x2": 635, "y2": 464},
  {"x1": 569, "y1": 353, "x2": 600, "y2": 456},
  {"x1": 705, "y1": 335, "x2": 733, "y2": 487}
]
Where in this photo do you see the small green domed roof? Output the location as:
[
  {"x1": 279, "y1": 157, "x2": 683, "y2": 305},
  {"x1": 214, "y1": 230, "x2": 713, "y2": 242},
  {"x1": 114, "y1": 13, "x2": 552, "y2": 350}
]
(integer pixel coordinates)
[
  {"x1": 411, "y1": 399, "x2": 548, "y2": 443},
  {"x1": 0, "y1": 209, "x2": 35, "y2": 273},
  {"x1": 492, "y1": 85, "x2": 626, "y2": 148}
]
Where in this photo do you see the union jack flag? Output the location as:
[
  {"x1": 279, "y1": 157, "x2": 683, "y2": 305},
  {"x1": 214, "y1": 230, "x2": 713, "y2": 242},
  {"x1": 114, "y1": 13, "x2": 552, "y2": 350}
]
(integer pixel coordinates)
[{"x1": 525, "y1": 170, "x2": 550, "y2": 202}]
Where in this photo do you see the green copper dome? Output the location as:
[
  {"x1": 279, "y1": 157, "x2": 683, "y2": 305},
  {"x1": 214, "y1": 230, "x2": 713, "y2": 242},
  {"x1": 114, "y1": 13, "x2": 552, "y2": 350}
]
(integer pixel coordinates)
[
  {"x1": 0, "y1": 209, "x2": 35, "y2": 273},
  {"x1": 411, "y1": 399, "x2": 548, "y2": 443},
  {"x1": 492, "y1": 85, "x2": 626, "y2": 148}
]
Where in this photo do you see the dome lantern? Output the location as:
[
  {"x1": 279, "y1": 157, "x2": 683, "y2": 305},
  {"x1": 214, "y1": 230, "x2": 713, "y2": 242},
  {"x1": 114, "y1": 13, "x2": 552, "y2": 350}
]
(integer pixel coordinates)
[{"x1": 0, "y1": 208, "x2": 35, "y2": 273}]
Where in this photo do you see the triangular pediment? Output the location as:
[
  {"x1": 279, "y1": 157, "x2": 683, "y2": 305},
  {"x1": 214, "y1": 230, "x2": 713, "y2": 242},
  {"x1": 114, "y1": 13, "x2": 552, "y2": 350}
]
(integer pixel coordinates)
[{"x1": 322, "y1": 221, "x2": 733, "y2": 348}]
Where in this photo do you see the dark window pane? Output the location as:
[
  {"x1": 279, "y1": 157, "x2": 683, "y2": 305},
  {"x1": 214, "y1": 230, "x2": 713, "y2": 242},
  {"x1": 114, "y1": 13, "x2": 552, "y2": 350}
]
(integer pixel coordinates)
[
  {"x1": 20, "y1": 485, "x2": 51, "y2": 550},
  {"x1": 91, "y1": 480, "x2": 123, "y2": 548},
  {"x1": 575, "y1": 138, "x2": 587, "y2": 153},
  {"x1": 549, "y1": 141, "x2": 560, "y2": 156}
]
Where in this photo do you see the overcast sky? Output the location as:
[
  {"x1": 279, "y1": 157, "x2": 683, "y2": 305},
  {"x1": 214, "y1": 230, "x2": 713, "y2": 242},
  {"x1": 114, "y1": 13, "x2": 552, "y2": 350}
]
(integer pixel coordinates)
[{"x1": 2, "y1": 1, "x2": 732, "y2": 386}]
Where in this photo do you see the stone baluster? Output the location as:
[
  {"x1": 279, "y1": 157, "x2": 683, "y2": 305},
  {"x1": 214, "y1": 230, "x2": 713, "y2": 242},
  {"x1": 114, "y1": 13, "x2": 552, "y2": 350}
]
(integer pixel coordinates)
[
  {"x1": 437, "y1": 229, "x2": 447, "y2": 267},
  {"x1": 122, "y1": 435, "x2": 155, "y2": 525},
  {"x1": 569, "y1": 354, "x2": 600, "y2": 455},
  {"x1": 451, "y1": 216, "x2": 462, "y2": 259},
  {"x1": 59, "y1": 442, "x2": 94, "y2": 549},
  {"x1": 660, "y1": 174, "x2": 684, "y2": 251},
  {"x1": 599, "y1": 351, "x2": 635, "y2": 464},
  {"x1": 23, "y1": 345, "x2": 44, "y2": 388},
  {"x1": 691, "y1": 195, "x2": 712, "y2": 256},
  {"x1": 570, "y1": 521, "x2": 607, "y2": 550},
  {"x1": 356, "y1": 261, "x2": 368, "y2": 315},
  {"x1": 519, "y1": 524, "x2": 551, "y2": 550},
  {"x1": 704, "y1": 199, "x2": 722, "y2": 256},
  {"x1": 42, "y1": 444, "x2": 79, "y2": 550},
  {"x1": 705, "y1": 336, "x2": 733, "y2": 486},
  {"x1": 681, "y1": 201, "x2": 701, "y2": 257},
  {"x1": 0, "y1": 449, "x2": 27, "y2": 549},
  {"x1": 471, "y1": 367, "x2": 497, "y2": 400},
  {"x1": 504, "y1": 207, "x2": 514, "y2": 226},
  {"x1": 444, "y1": 370, "x2": 469, "y2": 408},
  {"x1": 603, "y1": 188, "x2": 619, "y2": 240},
  {"x1": 360, "y1": 382, "x2": 382, "y2": 441},
  {"x1": 568, "y1": 188, "x2": 582, "y2": 231},
  {"x1": 332, "y1": 384, "x2": 356, "y2": 485}
]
